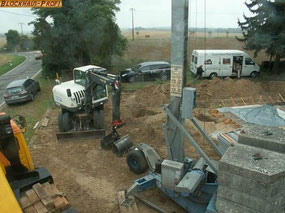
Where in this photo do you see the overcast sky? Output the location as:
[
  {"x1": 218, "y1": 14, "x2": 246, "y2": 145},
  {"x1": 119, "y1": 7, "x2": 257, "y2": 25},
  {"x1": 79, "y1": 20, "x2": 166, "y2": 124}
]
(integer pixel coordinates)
[{"x1": 0, "y1": 0, "x2": 251, "y2": 34}]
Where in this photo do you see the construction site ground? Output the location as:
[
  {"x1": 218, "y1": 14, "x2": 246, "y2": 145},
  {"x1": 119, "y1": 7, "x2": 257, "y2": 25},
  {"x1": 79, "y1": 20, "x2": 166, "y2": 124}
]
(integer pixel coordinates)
[{"x1": 29, "y1": 77, "x2": 285, "y2": 213}]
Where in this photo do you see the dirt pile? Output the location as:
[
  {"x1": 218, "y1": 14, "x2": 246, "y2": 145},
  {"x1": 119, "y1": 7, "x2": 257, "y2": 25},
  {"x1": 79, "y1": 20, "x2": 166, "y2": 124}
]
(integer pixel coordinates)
[
  {"x1": 187, "y1": 78, "x2": 285, "y2": 106},
  {"x1": 29, "y1": 78, "x2": 284, "y2": 212}
]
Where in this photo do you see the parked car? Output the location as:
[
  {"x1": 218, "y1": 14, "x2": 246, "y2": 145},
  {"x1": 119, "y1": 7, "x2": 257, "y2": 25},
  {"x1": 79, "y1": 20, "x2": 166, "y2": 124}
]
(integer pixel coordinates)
[
  {"x1": 121, "y1": 61, "x2": 171, "y2": 83},
  {"x1": 34, "y1": 52, "x2": 43, "y2": 60},
  {"x1": 4, "y1": 79, "x2": 40, "y2": 105}
]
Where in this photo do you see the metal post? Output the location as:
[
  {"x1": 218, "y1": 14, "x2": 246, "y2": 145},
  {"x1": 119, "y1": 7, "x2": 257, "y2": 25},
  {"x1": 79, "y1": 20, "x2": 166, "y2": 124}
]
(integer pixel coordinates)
[
  {"x1": 164, "y1": 106, "x2": 218, "y2": 175},
  {"x1": 165, "y1": 0, "x2": 189, "y2": 162},
  {"x1": 130, "y1": 8, "x2": 135, "y2": 41}
]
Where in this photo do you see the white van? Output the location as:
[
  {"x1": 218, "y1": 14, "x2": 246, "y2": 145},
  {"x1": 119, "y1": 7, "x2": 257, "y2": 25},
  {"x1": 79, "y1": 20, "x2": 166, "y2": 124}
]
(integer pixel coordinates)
[{"x1": 190, "y1": 50, "x2": 260, "y2": 78}]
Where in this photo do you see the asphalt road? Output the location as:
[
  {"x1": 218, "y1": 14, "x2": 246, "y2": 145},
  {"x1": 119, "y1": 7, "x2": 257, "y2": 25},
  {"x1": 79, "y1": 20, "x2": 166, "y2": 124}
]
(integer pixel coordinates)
[{"x1": 0, "y1": 51, "x2": 42, "y2": 105}]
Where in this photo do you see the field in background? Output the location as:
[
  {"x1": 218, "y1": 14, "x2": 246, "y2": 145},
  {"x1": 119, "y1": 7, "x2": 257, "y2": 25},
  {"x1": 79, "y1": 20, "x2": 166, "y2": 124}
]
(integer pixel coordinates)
[
  {"x1": 0, "y1": 36, "x2": 6, "y2": 48},
  {"x1": 122, "y1": 30, "x2": 268, "y2": 65},
  {"x1": 0, "y1": 55, "x2": 26, "y2": 76},
  {"x1": 0, "y1": 54, "x2": 13, "y2": 66}
]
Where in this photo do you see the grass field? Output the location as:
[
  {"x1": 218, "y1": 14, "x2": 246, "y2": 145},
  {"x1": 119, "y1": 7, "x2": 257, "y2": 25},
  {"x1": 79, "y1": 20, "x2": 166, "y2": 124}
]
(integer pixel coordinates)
[
  {"x1": 122, "y1": 30, "x2": 269, "y2": 65},
  {"x1": 0, "y1": 55, "x2": 26, "y2": 76},
  {"x1": 3, "y1": 76, "x2": 55, "y2": 142}
]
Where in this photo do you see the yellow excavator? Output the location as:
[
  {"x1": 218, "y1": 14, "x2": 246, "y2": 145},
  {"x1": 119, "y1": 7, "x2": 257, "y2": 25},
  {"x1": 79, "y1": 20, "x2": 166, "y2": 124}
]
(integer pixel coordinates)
[{"x1": 0, "y1": 113, "x2": 73, "y2": 213}]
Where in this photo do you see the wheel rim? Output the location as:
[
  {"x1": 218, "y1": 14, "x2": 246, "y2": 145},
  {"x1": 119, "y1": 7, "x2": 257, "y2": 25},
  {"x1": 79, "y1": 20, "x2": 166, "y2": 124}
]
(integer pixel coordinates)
[
  {"x1": 210, "y1": 74, "x2": 217, "y2": 79},
  {"x1": 130, "y1": 158, "x2": 139, "y2": 169},
  {"x1": 251, "y1": 72, "x2": 257, "y2": 77},
  {"x1": 129, "y1": 77, "x2": 135, "y2": 83},
  {"x1": 31, "y1": 94, "x2": 34, "y2": 100}
]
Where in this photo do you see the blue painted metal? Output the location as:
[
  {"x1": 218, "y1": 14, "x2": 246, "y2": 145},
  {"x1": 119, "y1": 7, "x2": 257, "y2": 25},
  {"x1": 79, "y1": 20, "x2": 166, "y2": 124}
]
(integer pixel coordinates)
[{"x1": 132, "y1": 173, "x2": 217, "y2": 213}]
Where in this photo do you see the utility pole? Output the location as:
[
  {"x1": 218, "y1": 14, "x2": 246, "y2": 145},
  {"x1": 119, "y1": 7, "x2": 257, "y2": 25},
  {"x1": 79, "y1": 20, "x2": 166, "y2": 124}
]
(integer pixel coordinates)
[
  {"x1": 164, "y1": 0, "x2": 189, "y2": 163},
  {"x1": 130, "y1": 8, "x2": 135, "y2": 41},
  {"x1": 18, "y1": 22, "x2": 24, "y2": 35}
]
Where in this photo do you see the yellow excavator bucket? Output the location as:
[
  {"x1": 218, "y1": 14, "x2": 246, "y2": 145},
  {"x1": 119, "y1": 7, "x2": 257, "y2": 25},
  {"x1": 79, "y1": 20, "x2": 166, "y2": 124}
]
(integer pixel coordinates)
[{"x1": 0, "y1": 167, "x2": 23, "y2": 213}]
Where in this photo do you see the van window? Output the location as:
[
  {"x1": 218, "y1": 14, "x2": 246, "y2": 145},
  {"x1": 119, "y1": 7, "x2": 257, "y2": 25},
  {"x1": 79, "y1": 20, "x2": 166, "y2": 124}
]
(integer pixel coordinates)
[
  {"x1": 192, "y1": 55, "x2": 195, "y2": 63},
  {"x1": 194, "y1": 56, "x2": 198, "y2": 64},
  {"x1": 245, "y1": 58, "x2": 255, "y2": 65},
  {"x1": 204, "y1": 59, "x2": 212, "y2": 65},
  {"x1": 141, "y1": 66, "x2": 150, "y2": 71},
  {"x1": 223, "y1": 58, "x2": 231, "y2": 65}
]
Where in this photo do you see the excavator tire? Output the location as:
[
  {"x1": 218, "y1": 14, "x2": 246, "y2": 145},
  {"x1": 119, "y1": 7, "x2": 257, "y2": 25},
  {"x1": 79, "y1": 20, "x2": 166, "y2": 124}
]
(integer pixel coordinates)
[
  {"x1": 58, "y1": 112, "x2": 65, "y2": 132},
  {"x1": 93, "y1": 109, "x2": 104, "y2": 129},
  {"x1": 127, "y1": 149, "x2": 148, "y2": 174},
  {"x1": 62, "y1": 112, "x2": 72, "y2": 132}
]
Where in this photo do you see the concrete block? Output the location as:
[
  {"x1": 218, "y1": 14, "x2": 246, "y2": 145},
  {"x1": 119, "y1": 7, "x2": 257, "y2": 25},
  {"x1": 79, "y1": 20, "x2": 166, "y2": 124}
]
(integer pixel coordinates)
[
  {"x1": 218, "y1": 171, "x2": 285, "y2": 198},
  {"x1": 238, "y1": 124, "x2": 285, "y2": 154},
  {"x1": 216, "y1": 197, "x2": 258, "y2": 213},
  {"x1": 217, "y1": 185, "x2": 285, "y2": 212},
  {"x1": 219, "y1": 144, "x2": 285, "y2": 184}
]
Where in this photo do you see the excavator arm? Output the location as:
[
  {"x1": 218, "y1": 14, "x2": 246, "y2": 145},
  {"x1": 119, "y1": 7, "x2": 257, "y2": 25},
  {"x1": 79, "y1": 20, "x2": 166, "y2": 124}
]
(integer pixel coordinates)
[{"x1": 84, "y1": 70, "x2": 125, "y2": 128}]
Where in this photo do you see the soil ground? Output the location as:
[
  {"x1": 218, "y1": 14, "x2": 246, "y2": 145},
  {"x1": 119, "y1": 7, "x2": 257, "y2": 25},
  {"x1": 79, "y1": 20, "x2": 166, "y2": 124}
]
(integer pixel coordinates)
[{"x1": 29, "y1": 78, "x2": 285, "y2": 213}]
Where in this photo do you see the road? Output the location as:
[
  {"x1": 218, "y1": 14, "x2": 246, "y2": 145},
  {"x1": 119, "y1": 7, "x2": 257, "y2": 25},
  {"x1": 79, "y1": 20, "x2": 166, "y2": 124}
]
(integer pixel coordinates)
[{"x1": 0, "y1": 51, "x2": 42, "y2": 105}]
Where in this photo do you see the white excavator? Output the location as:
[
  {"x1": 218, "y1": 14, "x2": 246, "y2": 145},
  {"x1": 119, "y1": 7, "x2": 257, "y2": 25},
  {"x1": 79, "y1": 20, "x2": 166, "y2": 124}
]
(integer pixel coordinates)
[{"x1": 52, "y1": 65, "x2": 125, "y2": 140}]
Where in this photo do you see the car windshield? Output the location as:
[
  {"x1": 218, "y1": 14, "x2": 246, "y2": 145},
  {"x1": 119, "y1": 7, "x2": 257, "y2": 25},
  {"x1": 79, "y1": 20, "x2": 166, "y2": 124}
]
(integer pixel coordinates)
[
  {"x1": 132, "y1": 64, "x2": 142, "y2": 72},
  {"x1": 6, "y1": 87, "x2": 22, "y2": 94},
  {"x1": 74, "y1": 70, "x2": 86, "y2": 86}
]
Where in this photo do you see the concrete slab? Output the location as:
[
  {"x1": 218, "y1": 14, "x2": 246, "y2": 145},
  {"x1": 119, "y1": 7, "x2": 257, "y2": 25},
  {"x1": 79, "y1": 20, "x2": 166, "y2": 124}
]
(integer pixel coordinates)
[
  {"x1": 239, "y1": 124, "x2": 285, "y2": 154},
  {"x1": 215, "y1": 197, "x2": 258, "y2": 213},
  {"x1": 218, "y1": 171, "x2": 285, "y2": 198},
  {"x1": 217, "y1": 185, "x2": 285, "y2": 212},
  {"x1": 219, "y1": 144, "x2": 285, "y2": 184}
]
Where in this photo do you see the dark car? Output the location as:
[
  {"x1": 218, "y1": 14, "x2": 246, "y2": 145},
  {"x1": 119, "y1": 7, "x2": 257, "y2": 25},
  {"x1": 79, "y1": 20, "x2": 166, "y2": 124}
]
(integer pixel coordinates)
[
  {"x1": 4, "y1": 79, "x2": 41, "y2": 105},
  {"x1": 121, "y1": 61, "x2": 171, "y2": 83}
]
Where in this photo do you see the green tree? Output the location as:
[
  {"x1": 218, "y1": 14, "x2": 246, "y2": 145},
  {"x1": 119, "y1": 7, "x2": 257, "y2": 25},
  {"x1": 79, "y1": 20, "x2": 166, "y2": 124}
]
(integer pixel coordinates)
[
  {"x1": 237, "y1": 0, "x2": 285, "y2": 73},
  {"x1": 30, "y1": 0, "x2": 127, "y2": 76},
  {"x1": 5, "y1": 30, "x2": 20, "y2": 51},
  {"x1": 19, "y1": 35, "x2": 34, "y2": 51}
]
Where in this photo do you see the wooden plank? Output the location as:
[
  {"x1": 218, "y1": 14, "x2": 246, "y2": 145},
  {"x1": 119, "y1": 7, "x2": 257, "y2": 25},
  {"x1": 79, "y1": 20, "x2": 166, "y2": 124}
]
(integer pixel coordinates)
[
  {"x1": 20, "y1": 195, "x2": 32, "y2": 209},
  {"x1": 50, "y1": 184, "x2": 69, "y2": 210},
  {"x1": 32, "y1": 183, "x2": 54, "y2": 210},
  {"x1": 33, "y1": 201, "x2": 48, "y2": 213},
  {"x1": 25, "y1": 189, "x2": 40, "y2": 204},
  {"x1": 250, "y1": 96, "x2": 255, "y2": 104},
  {"x1": 23, "y1": 206, "x2": 38, "y2": 213},
  {"x1": 279, "y1": 93, "x2": 285, "y2": 102},
  {"x1": 42, "y1": 183, "x2": 69, "y2": 210},
  {"x1": 41, "y1": 118, "x2": 50, "y2": 127},
  {"x1": 240, "y1": 97, "x2": 246, "y2": 105},
  {"x1": 230, "y1": 97, "x2": 236, "y2": 106},
  {"x1": 268, "y1": 96, "x2": 274, "y2": 103},
  {"x1": 117, "y1": 191, "x2": 139, "y2": 213}
]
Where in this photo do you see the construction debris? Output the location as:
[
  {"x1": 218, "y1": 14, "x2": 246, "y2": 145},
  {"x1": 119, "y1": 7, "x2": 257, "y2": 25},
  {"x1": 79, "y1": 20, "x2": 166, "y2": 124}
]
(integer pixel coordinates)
[{"x1": 20, "y1": 182, "x2": 70, "y2": 213}]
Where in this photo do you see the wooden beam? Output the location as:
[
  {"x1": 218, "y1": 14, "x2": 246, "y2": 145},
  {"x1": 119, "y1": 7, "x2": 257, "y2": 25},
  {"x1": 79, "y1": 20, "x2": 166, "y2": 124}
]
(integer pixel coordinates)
[{"x1": 117, "y1": 191, "x2": 139, "y2": 213}]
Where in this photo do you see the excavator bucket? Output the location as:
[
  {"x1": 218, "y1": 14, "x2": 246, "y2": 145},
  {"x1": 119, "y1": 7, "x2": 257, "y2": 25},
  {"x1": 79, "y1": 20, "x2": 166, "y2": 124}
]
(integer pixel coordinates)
[{"x1": 56, "y1": 129, "x2": 105, "y2": 142}]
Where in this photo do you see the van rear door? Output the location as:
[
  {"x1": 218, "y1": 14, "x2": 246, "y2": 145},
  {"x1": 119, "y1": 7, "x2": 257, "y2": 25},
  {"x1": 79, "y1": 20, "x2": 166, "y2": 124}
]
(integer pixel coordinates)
[{"x1": 220, "y1": 56, "x2": 232, "y2": 77}]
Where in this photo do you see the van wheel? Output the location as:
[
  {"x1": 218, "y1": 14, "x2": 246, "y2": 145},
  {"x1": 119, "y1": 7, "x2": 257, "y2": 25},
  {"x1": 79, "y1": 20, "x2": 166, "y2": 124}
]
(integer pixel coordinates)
[
  {"x1": 250, "y1": 71, "x2": 258, "y2": 78},
  {"x1": 210, "y1": 73, "x2": 218, "y2": 79},
  {"x1": 160, "y1": 72, "x2": 168, "y2": 81}
]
